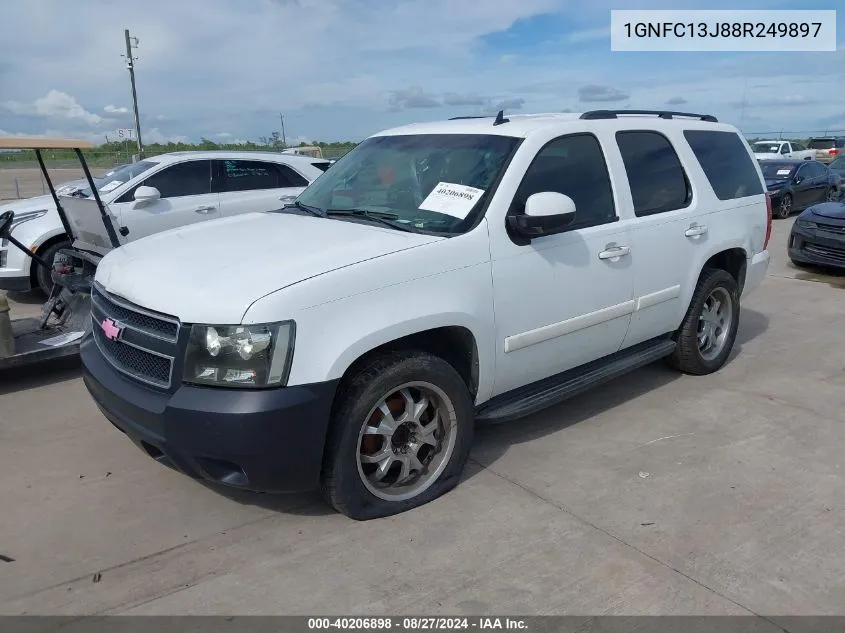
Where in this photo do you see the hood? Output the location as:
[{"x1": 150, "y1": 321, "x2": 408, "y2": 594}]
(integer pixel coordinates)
[
  {"x1": 0, "y1": 194, "x2": 55, "y2": 215},
  {"x1": 95, "y1": 212, "x2": 444, "y2": 324},
  {"x1": 808, "y1": 201, "x2": 845, "y2": 221}
]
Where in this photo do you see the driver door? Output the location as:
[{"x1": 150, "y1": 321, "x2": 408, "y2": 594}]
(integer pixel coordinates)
[{"x1": 109, "y1": 159, "x2": 219, "y2": 241}]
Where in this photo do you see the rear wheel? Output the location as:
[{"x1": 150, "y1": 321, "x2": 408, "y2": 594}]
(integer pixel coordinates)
[
  {"x1": 321, "y1": 350, "x2": 474, "y2": 520},
  {"x1": 776, "y1": 194, "x2": 793, "y2": 219},
  {"x1": 666, "y1": 268, "x2": 740, "y2": 376},
  {"x1": 826, "y1": 187, "x2": 838, "y2": 202},
  {"x1": 34, "y1": 239, "x2": 70, "y2": 296}
]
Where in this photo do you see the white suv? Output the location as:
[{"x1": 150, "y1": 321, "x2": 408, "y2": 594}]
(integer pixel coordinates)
[
  {"x1": 0, "y1": 151, "x2": 330, "y2": 295},
  {"x1": 81, "y1": 110, "x2": 771, "y2": 520}
]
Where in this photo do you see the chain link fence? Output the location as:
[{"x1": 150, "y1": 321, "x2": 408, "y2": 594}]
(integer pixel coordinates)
[{"x1": 0, "y1": 147, "x2": 353, "y2": 201}]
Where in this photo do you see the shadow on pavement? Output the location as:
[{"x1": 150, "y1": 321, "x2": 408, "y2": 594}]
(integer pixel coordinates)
[
  {"x1": 199, "y1": 483, "x2": 335, "y2": 517},
  {"x1": 0, "y1": 356, "x2": 81, "y2": 396},
  {"x1": 469, "y1": 307, "x2": 770, "y2": 482},
  {"x1": 4, "y1": 289, "x2": 45, "y2": 306}
]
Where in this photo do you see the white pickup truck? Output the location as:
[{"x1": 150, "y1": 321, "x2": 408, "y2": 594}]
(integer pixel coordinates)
[
  {"x1": 751, "y1": 140, "x2": 814, "y2": 161},
  {"x1": 82, "y1": 109, "x2": 771, "y2": 520}
]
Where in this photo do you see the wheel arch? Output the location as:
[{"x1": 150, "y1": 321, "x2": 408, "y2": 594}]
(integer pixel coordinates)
[{"x1": 329, "y1": 320, "x2": 483, "y2": 403}]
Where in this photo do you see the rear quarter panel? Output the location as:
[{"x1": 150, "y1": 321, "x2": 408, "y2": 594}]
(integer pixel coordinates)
[{"x1": 674, "y1": 126, "x2": 768, "y2": 311}]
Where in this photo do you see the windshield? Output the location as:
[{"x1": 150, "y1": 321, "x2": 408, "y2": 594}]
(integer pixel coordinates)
[
  {"x1": 809, "y1": 139, "x2": 836, "y2": 149},
  {"x1": 752, "y1": 142, "x2": 782, "y2": 153},
  {"x1": 760, "y1": 162, "x2": 796, "y2": 179},
  {"x1": 290, "y1": 134, "x2": 520, "y2": 234},
  {"x1": 76, "y1": 160, "x2": 158, "y2": 197}
]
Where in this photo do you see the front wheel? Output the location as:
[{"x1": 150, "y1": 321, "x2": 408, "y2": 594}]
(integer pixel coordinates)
[
  {"x1": 666, "y1": 268, "x2": 740, "y2": 376},
  {"x1": 321, "y1": 350, "x2": 474, "y2": 520},
  {"x1": 826, "y1": 187, "x2": 838, "y2": 202},
  {"x1": 34, "y1": 240, "x2": 71, "y2": 296}
]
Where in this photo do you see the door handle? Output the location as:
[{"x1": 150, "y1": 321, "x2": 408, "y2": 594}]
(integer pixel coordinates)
[
  {"x1": 598, "y1": 245, "x2": 631, "y2": 260},
  {"x1": 194, "y1": 205, "x2": 217, "y2": 214},
  {"x1": 685, "y1": 223, "x2": 708, "y2": 237}
]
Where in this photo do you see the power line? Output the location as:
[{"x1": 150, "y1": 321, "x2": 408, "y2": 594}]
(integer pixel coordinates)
[{"x1": 744, "y1": 129, "x2": 845, "y2": 136}]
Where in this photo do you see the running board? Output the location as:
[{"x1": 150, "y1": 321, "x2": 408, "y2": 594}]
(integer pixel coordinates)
[{"x1": 475, "y1": 337, "x2": 676, "y2": 424}]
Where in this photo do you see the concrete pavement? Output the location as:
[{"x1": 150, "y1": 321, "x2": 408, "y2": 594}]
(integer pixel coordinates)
[{"x1": 1, "y1": 217, "x2": 844, "y2": 616}]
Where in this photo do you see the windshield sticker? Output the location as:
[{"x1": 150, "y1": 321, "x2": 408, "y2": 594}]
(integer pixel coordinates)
[
  {"x1": 419, "y1": 182, "x2": 485, "y2": 219},
  {"x1": 776, "y1": 169, "x2": 791, "y2": 176},
  {"x1": 99, "y1": 180, "x2": 124, "y2": 193}
]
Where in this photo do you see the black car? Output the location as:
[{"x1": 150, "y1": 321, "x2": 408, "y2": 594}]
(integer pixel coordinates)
[
  {"x1": 759, "y1": 159, "x2": 840, "y2": 219},
  {"x1": 788, "y1": 200, "x2": 845, "y2": 270},
  {"x1": 828, "y1": 156, "x2": 845, "y2": 181}
]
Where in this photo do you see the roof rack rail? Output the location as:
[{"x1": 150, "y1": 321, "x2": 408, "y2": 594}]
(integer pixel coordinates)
[
  {"x1": 580, "y1": 109, "x2": 718, "y2": 123},
  {"x1": 449, "y1": 115, "x2": 492, "y2": 120}
]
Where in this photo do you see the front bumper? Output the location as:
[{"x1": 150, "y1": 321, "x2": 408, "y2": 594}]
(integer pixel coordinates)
[
  {"x1": 0, "y1": 241, "x2": 32, "y2": 291},
  {"x1": 81, "y1": 335, "x2": 340, "y2": 493},
  {"x1": 788, "y1": 222, "x2": 845, "y2": 269}
]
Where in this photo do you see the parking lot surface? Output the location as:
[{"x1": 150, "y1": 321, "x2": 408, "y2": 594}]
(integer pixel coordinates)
[{"x1": 1, "y1": 218, "x2": 844, "y2": 616}]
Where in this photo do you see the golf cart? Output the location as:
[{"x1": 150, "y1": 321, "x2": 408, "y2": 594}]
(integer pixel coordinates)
[{"x1": 0, "y1": 137, "x2": 120, "y2": 370}]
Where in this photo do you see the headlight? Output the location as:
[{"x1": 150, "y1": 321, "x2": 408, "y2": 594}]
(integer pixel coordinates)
[
  {"x1": 796, "y1": 219, "x2": 817, "y2": 229},
  {"x1": 10, "y1": 209, "x2": 48, "y2": 230},
  {"x1": 183, "y1": 321, "x2": 295, "y2": 388}
]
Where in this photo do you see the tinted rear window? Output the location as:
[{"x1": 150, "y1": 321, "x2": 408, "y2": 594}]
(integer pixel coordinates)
[
  {"x1": 683, "y1": 130, "x2": 764, "y2": 200},
  {"x1": 809, "y1": 139, "x2": 836, "y2": 149}
]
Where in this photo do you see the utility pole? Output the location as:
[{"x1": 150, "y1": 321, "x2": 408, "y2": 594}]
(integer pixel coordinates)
[
  {"x1": 280, "y1": 112, "x2": 287, "y2": 148},
  {"x1": 123, "y1": 29, "x2": 143, "y2": 158}
]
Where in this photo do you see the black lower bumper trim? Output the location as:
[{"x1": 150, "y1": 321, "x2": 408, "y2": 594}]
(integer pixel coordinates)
[
  {"x1": 0, "y1": 275, "x2": 33, "y2": 292},
  {"x1": 81, "y1": 336, "x2": 340, "y2": 493}
]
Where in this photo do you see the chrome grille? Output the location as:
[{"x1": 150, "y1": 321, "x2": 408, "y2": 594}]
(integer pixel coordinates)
[
  {"x1": 92, "y1": 285, "x2": 178, "y2": 340},
  {"x1": 91, "y1": 284, "x2": 181, "y2": 389}
]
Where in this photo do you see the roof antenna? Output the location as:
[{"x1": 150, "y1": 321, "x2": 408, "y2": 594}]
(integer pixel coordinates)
[{"x1": 493, "y1": 110, "x2": 509, "y2": 126}]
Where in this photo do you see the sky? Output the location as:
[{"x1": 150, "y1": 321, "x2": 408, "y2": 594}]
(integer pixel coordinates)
[{"x1": 0, "y1": 0, "x2": 843, "y2": 146}]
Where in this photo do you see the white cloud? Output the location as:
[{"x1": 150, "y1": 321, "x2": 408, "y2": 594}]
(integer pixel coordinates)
[
  {"x1": 104, "y1": 104, "x2": 129, "y2": 114},
  {"x1": 215, "y1": 132, "x2": 233, "y2": 138},
  {"x1": 144, "y1": 127, "x2": 190, "y2": 144},
  {"x1": 578, "y1": 85, "x2": 629, "y2": 103},
  {"x1": 2, "y1": 90, "x2": 104, "y2": 125},
  {"x1": 567, "y1": 27, "x2": 610, "y2": 43}
]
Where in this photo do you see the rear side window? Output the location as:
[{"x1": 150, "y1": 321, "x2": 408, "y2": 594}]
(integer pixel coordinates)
[
  {"x1": 616, "y1": 131, "x2": 691, "y2": 216},
  {"x1": 683, "y1": 130, "x2": 764, "y2": 201},
  {"x1": 218, "y1": 160, "x2": 309, "y2": 192},
  {"x1": 311, "y1": 161, "x2": 331, "y2": 172}
]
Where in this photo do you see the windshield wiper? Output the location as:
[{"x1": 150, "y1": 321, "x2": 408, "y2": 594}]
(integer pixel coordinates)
[
  {"x1": 280, "y1": 201, "x2": 326, "y2": 217},
  {"x1": 325, "y1": 208, "x2": 419, "y2": 233}
]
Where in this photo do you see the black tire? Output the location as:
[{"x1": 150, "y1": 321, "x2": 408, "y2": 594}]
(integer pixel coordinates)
[
  {"x1": 775, "y1": 194, "x2": 792, "y2": 219},
  {"x1": 666, "y1": 268, "x2": 740, "y2": 376},
  {"x1": 34, "y1": 239, "x2": 70, "y2": 296},
  {"x1": 321, "y1": 350, "x2": 475, "y2": 520},
  {"x1": 826, "y1": 187, "x2": 838, "y2": 202}
]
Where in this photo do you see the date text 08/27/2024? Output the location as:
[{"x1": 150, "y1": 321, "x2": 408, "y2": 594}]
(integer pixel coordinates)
[{"x1": 307, "y1": 618, "x2": 528, "y2": 630}]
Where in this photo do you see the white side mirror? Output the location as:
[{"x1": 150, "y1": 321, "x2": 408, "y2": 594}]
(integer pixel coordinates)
[
  {"x1": 525, "y1": 191, "x2": 577, "y2": 217},
  {"x1": 134, "y1": 186, "x2": 161, "y2": 203}
]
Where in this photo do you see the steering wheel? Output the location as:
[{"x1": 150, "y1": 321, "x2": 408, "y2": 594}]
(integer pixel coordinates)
[{"x1": 0, "y1": 210, "x2": 13, "y2": 238}]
